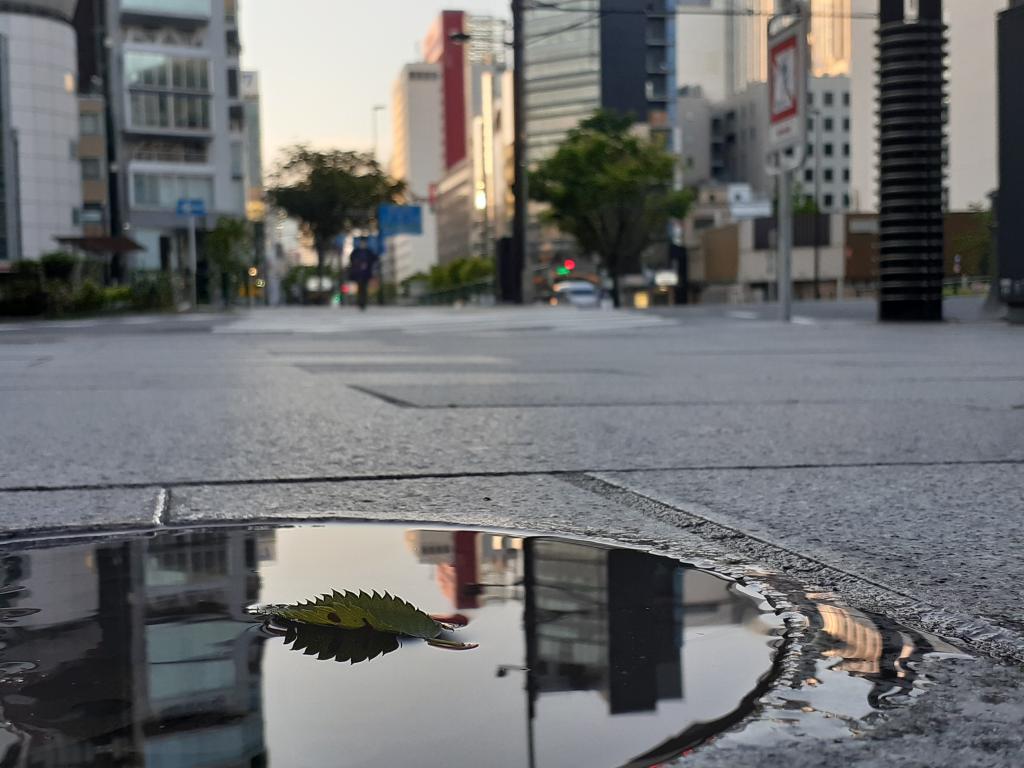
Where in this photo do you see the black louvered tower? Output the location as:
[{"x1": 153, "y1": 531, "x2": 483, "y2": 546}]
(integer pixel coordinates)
[{"x1": 877, "y1": 0, "x2": 947, "y2": 321}]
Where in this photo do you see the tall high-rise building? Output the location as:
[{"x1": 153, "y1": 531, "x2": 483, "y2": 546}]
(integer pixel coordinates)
[
  {"x1": 424, "y1": 11, "x2": 468, "y2": 171},
  {"x1": 388, "y1": 62, "x2": 443, "y2": 283},
  {"x1": 74, "y1": 0, "x2": 248, "y2": 278},
  {"x1": 0, "y1": 1, "x2": 82, "y2": 262},
  {"x1": 524, "y1": 0, "x2": 676, "y2": 162}
]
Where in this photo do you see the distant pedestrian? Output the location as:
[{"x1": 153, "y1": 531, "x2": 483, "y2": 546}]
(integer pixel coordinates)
[{"x1": 348, "y1": 238, "x2": 379, "y2": 311}]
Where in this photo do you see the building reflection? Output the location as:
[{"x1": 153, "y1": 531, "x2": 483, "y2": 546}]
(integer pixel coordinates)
[{"x1": 0, "y1": 530, "x2": 276, "y2": 767}]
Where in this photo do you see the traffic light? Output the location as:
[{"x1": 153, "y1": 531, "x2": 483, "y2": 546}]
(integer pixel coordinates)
[{"x1": 555, "y1": 259, "x2": 576, "y2": 277}]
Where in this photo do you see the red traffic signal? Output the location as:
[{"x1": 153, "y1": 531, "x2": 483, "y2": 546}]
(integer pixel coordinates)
[{"x1": 564, "y1": 259, "x2": 576, "y2": 271}]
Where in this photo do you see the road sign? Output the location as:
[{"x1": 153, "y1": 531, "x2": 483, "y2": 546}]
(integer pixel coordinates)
[
  {"x1": 767, "y1": 14, "x2": 808, "y2": 156},
  {"x1": 378, "y1": 205, "x2": 423, "y2": 236},
  {"x1": 176, "y1": 198, "x2": 207, "y2": 218}
]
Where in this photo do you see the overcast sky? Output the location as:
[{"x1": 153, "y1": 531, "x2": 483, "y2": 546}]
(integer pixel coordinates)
[{"x1": 241, "y1": 0, "x2": 508, "y2": 172}]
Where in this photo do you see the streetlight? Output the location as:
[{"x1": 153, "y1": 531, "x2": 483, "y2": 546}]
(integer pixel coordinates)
[{"x1": 370, "y1": 104, "x2": 385, "y2": 159}]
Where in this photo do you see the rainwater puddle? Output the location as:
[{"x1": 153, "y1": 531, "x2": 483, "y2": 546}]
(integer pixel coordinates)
[{"x1": 0, "y1": 523, "x2": 954, "y2": 766}]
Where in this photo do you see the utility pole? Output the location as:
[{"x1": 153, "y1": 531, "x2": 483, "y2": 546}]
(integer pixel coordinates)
[
  {"x1": 813, "y1": 107, "x2": 822, "y2": 300},
  {"x1": 511, "y1": 0, "x2": 527, "y2": 303}
]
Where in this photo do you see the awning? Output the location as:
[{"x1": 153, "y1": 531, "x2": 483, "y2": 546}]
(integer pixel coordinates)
[{"x1": 54, "y1": 236, "x2": 144, "y2": 254}]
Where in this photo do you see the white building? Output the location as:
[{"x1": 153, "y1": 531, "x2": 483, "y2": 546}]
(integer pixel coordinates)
[
  {"x1": 0, "y1": 0, "x2": 82, "y2": 261},
  {"x1": 680, "y1": 75, "x2": 852, "y2": 214},
  {"x1": 77, "y1": 0, "x2": 248, "y2": 275},
  {"x1": 388, "y1": 62, "x2": 443, "y2": 283}
]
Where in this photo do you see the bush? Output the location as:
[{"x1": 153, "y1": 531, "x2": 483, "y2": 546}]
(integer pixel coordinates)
[
  {"x1": 130, "y1": 274, "x2": 174, "y2": 311},
  {"x1": 72, "y1": 280, "x2": 105, "y2": 313},
  {"x1": 103, "y1": 285, "x2": 132, "y2": 308},
  {"x1": 39, "y1": 252, "x2": 78, "y2": 282}
]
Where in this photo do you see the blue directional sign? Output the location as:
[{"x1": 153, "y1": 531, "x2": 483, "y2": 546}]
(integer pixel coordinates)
[
  {"x1": 377, "y1": 205, "x2": 423, "y2": 237},
  {"x1": 176, "y1": 198, "x2": 207, "y2": 217}
]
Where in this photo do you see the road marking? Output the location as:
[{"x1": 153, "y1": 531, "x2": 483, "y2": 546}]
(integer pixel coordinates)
[
  {"x1": 727, "y1": 311, "x2": 760, "y2": 320},
  {"x1": 792, "y1": 316, "x2": 817, "y2": 326}
]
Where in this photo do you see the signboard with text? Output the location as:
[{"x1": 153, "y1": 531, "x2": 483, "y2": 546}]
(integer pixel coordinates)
[
  {"x1": 767, "y1": 15, "x2": 808, "y2": 156},
  {"x1": 377, "y1": 205, "x2": 423, "y2": 237}
]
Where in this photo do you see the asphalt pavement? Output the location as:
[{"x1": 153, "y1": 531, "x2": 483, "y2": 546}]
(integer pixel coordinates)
[{"x1": 1, "y1": 299, "x2": 1022, "y2": 766}]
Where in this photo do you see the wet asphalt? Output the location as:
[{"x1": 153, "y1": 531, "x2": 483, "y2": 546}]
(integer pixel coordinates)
[{"x1": 1, "y1": 300, "x2": 1022, "y2": 766}]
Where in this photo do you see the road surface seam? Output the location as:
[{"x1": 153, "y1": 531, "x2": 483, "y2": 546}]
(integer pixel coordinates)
[
  {"x1": 1, "y1": 458, "x2": 1022, "y2": 494},
  {"x1": 571, "y1": 472, "x2": 1024, "y2": 664}
]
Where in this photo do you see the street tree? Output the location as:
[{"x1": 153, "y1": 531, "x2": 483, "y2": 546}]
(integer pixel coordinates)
[
  {"x1": 268, "y1": 146, "x2": 405, "y2": 284},
  {"x1": 205, "y1": 217, "x2": 251, "y2": 306},
  {"x1": 529, "y1": 111, "x2": 693, "y2": 306}
]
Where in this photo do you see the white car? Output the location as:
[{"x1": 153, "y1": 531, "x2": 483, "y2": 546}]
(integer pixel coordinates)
[{"x1": 551, "y1": 280, "x2": 601, "y2": 308}]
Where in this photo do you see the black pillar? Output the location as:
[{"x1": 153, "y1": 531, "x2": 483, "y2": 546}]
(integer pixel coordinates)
[
  {"x1": 877, "y1": 0, "x2": 947, "y2": 321},
  {"x1": 998, "y1": 1, "x2": 1024, "y2": 320}
]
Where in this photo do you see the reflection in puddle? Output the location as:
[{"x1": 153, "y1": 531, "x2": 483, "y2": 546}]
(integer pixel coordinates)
[{"x1": 0, "y1": 525, "x2": 945, "y2": 767}]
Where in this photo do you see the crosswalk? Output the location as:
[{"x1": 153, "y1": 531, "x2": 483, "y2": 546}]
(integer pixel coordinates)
[{"x1": 213, "y1": 307, "x2": 675, "y2": 337}]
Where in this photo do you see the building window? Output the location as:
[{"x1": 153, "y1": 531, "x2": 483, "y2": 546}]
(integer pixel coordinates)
[
  {"x1": 824, "y1": 143, "x2": 834, "y2": 157},
  {"x1": 824, "y1": 193, "x2": 834, "y2": 208},
  {"x1": 228, "y1": 68, "x2": 239, "y2": 99},
  {"x1": 130, "y1": 92, "x2": 211, "y2": 130},
  {"x1": 807, "y1": 142, "x2": 813, "y2": 157},
  {"x1": 80, "y1": 112, "x2": 102, "y2": 136},
  {"x1": 807, "y1": 117, "x2": 814, "y2": 131},
  {"x1": 133, "y1": 172, "x2": 213, "y2": 209},
  {"x1": 843, "y1": 143, "x2": 850, "y2": 157},
  {"x1": 823, "y1": 91, "x2": 834, "y2": 107},
  {"x1": 843, "y1": 167, "x2": 850, "y2": 182},
  {"x1": 81, "y1": 206, "x2": 104, "y2": 224},
  {"x1": 843, "y1": 117, "x2": 850, "y2": 132},
  {"x1": 843, "y1": 92, "x2": 850, "y2": 107},
  {"x1": 823, "y1": 168, "x2": 834, "y2": 182},
  {"x1": 843, "y1": 193, "x2": 850, "y2": 208},
  {"x1": 126, "y1": 52, "x2": 210, "y2": 91},
  {"x1": 231, "y1": 142, "x2": 244, "y2": 178},
  {"x1": 81, "y1": 158, "x2": 102, "y2": 180},
  {"x1": 808, "y1": 92, "x2": 814, "y2": 106},
  {"x1": 805, "y1": 168, "x2": 813, "y2": 183},
  {"x1": 824, "y1": 117, "x2": 834, "y2": 132}
]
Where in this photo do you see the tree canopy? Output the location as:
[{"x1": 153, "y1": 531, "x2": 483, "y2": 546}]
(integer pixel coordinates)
[
  {"x1": 529, "y1": 111, "x2": 693, "y2": 305},
  {"x1": 267, "y1": 146, "x2": 405, "y2": 279}
]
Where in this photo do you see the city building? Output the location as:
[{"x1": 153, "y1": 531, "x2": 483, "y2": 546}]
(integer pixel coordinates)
[
  {"x1": 388, "y1": 62, "x2": 443, "y2": 283},
  {"x1": 74, "y1": 0, "x2": 248, "y2": 280},
  {"x1": 0, "y1": 0, "x2": 83, "y2": 262},
  {"x1": 521, "y1": 0, "x2": 677, "y2": 295},
  {"x1": 523, "y1": 0, "x2": 675, "y2": 163},
  {"x1": 678, "y1": 75, "x2": 852, "y2": 213},
  {"x1": 78, "y1": 95, "x2": 109, "y2": 236},
  {"x1": 240, "y1": 69, "x2": 275, "y2": 302}
]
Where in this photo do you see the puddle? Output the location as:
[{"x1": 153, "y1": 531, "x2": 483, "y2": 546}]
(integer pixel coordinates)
[{"x1": 0, "y1": 524, "x2": 957, "y2": 766}]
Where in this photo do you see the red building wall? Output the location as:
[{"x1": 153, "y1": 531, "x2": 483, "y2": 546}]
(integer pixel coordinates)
[{"x1": 424, "y1": 10, "x2": 467, "y2": 170}]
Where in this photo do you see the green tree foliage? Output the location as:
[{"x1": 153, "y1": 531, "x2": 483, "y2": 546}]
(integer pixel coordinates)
[
  {"x1": 427, "y1": 258, "x2": 493, "y2": 293},
  {"x1": 953, "y1": 204, "x2": 994, "y2": 278},
  {"x1": 529, "y1": 111, "x2": 693, "y2": 306},
  {"x1": 268, "y1": 146, "x2": 405, "y2": 282},
  {"x1": 205, "y1": 216, "x2": 251, "y2": 304}
]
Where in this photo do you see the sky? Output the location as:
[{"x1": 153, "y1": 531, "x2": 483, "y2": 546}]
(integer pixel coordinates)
[{"x1": 240, "y1": 0, "x2": 508, "y2": 173}]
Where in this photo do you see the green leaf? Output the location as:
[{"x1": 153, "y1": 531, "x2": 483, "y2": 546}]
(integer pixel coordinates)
[
  {"x1": 267, "y1": 590, "x2": 443, "y2": 639},
  {"x1": 281, "y1": 623, "x2": 400, "y2": 665}
]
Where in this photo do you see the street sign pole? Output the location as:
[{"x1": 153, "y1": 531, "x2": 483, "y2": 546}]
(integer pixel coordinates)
[
  {"x1": 178, "y1": 198, "x2": 206, "y2": 310},
  {"x1": 188, "y1": 213, "x2": 198, "y2": 309},
  {"x1": 777, "y1": 170, "x2": 793, "y2": 322},
  {"x1": 765, "y1": 3, "x2": 809, "y2": 323}
]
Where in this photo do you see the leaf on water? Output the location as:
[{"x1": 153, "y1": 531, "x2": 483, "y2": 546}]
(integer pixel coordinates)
[
  {"x1": 267, "y1": 590, "x2": 444, "y2": 639},
  {"x1": 282, "y1": 623, "x2": 400, "y2": 665}
]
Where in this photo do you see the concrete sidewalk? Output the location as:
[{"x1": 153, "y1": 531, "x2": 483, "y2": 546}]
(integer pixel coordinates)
[{"x1": 1, "y1": 303, "x2": 1022, "y2": 765}]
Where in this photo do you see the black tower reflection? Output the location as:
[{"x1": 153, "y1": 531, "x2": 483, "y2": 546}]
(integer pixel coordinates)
[
  {"x1": 524, "y1": 540, "x2": 684, "y2": 717},
  {"x1": 0, "y1": 531, "x2": 275, "y2": 767}
]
